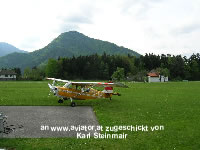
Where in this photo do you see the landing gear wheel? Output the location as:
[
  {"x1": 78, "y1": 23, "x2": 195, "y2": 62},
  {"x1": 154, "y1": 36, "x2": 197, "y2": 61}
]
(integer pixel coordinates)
[
  {"x1": 117, "y1": 93, "x2": 121, "y2": 96},
  {"x1": 58, "y1": 99, "x2": 64, "y2": 103},
  {"x1": 71, "y1": 102, "x2": 76, "y2": 107}
]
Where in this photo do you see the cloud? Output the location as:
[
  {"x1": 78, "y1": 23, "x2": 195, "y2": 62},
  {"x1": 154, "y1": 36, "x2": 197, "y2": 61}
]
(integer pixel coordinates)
[
  {"x1": 18, "y1": 36, "x2": 43, "y2": 50},
  {"x1": 120, "y1": 0, "x2": 164, "y2": 19},
  {"x1": 0, "y1": 0, "x2": 200, "y2": 57},
  {"x1": 56, "y1": 23, "x2": 80, "y2": 33},
  {"x1": 172, "y1": 23, "x2": 200, "y2": 35},
  {"x1": 56, "y1": 14, "x2": 92, "y2": 33},
  {"x1": 65, "y1": 15, "x2": 92, "y2": 24},
  {"x1": 54, "y1": 0, "x2": 97, "y2": 34}
]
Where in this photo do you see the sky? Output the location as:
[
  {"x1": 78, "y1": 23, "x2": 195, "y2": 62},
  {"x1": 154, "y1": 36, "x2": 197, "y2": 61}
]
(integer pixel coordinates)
[{"x1": 0, "y1": 0, "x2": 200, "y2": 57}]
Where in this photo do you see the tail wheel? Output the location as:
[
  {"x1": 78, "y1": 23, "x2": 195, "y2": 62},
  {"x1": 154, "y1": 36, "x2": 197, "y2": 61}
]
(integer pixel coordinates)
[
  {"x1": 117, "y1": 93, "x2": 121, "y2": 96},
  {"x1": 71, "y1": 102, "x2": 76, "y2": 107},
  {"x1": 58, "y1": 99, "x2": 64, "y2": 103}
]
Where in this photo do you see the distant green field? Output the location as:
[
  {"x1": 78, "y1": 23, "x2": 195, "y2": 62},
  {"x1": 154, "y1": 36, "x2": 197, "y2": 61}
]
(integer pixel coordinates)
[{"x1": 0, "y1": 81, "x2": 200, "y2": 150}]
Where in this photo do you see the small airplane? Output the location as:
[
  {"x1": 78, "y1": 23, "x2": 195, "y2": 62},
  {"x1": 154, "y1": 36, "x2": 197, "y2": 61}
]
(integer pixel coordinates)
[{"x1": 47, "y1": 78, "x2": 128, "y2": 107}]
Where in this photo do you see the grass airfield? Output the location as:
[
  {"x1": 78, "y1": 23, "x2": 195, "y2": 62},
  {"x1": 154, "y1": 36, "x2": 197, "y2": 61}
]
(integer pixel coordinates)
[{"x1": 0, "y1": 81, "x2": 200, "y2": 149}]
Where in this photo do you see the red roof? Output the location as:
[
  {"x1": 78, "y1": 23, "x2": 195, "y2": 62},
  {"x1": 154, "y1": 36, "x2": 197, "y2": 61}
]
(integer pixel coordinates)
[{"x1": 147, "y1": 72, "x2": 159, "y2": 77}]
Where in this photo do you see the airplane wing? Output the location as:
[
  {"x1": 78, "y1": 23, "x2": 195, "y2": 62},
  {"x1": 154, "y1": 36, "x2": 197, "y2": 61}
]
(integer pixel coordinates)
[
  {"x1": 46, "y1": 78, "x2": 128, "y2": 88},
  {"x1": 46, "y1": 78, "x2": 70, "y2": 83}
]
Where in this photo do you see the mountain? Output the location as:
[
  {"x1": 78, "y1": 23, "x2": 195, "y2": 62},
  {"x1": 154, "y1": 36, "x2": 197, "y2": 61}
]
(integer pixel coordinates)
[
  {"x1": 0, "y1": 31, "x2": 140, "y2": 70},
  {"x1": 0, "y1": 42, "x2": 27, "y2": 57}
]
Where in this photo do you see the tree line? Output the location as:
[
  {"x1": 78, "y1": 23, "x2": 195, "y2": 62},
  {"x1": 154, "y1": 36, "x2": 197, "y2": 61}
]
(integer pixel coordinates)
[{"x1": 5, "y1": 53, "x2": 200, "y2": 81}]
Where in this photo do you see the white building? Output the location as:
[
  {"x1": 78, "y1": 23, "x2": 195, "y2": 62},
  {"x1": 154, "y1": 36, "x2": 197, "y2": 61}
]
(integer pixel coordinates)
[
  {"x1": 160, "y1": 75, "x2": 168, "y2": 82},
  {"x1": 147, "y1": 72, "x2": 168, "y2": 83},
  {"x1": 0, "y1": 70, "x2": 17, "y2": 81}
]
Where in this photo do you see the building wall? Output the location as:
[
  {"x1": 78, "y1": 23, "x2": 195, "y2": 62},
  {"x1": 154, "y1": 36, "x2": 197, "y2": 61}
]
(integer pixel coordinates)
[
  {"x1": 160, "y1": 76, "x2": 168, "y2": 82},
  {"x1": 148, "y1": 76, "x2": 160, "y2": 83},
  {"x1": 148, "y1": 76, "x2": 168, "y2": 83},
  {"x1": 0, "y1": 75, "x2": 16, "y2": 80}
]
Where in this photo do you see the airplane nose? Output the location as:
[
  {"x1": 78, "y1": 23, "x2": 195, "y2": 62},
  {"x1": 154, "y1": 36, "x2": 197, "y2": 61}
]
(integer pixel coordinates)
[
  {"x1": 53, "y1": 88, "x2": 58, "y2": 95},
  {"x1": 48, "y1": 83, "x2": 57, "y2": 94},
  {"x1": 48, "y1": 84, "x2": 58, "y2": 95}
]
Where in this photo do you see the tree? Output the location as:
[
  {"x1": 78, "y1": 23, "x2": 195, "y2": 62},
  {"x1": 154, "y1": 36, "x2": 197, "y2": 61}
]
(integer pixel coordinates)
[
  {"x1": 168, "y1": 55, "x2": 185, "y2": 80},
  {"x1": 190, "y1": 60, "x2": 200, "y2": 80},
  {"x1": 156, "y1": 68, "x2": 170, "y2": 77},
  {"x1": 13, "y1": 68, "x2": 21, "y2": 80},
  {"x1": 132, "y1": 70, "x2": 147, "y2": 82},
  {"x1": 23, "y1": 67, "x2": 43, "y2": 80},
  {"x1": 24, "y1": 67, "x2": 32, "y2": 79},
  {"x1": 45, "y1": 59, "x2": 61, "y2": 78},
  {"x1": 111, "y1": 67, "x2": 125, "y2": 81},
  {"x1": 156, "y1": 68, "x2": 170, "y2": 82}
]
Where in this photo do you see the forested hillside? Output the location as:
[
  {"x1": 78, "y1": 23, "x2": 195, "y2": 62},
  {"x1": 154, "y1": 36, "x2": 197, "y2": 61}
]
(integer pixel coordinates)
[
  {"x1": 0, "y1": 42, "x2": 27, "y2": 57},
  {"x1": 23, "y1": 53, "x2": 200, "y2": 81},
  {"x1": 0, "y1": 31, "x2": 140, "y2": 70}
]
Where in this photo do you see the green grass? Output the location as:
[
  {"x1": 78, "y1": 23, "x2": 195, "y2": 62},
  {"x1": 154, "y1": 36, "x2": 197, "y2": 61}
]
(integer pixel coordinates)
[{"x1": 0, "y1": 81, "x2": 200, "y2": 150}]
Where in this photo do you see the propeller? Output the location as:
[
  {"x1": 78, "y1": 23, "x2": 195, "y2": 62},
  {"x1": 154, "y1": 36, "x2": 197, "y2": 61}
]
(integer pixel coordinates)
[{"x1": 48, "y1": 82, "x2": 58, "y2": 96}]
